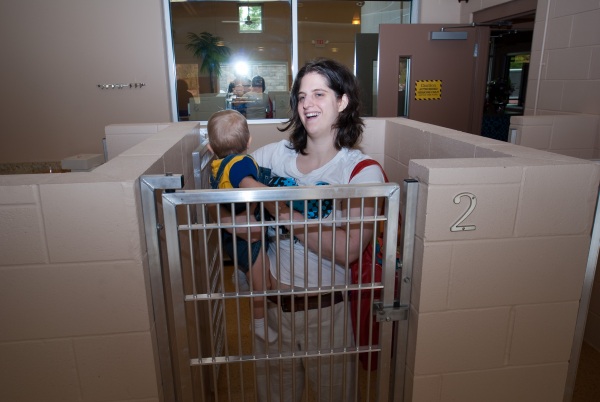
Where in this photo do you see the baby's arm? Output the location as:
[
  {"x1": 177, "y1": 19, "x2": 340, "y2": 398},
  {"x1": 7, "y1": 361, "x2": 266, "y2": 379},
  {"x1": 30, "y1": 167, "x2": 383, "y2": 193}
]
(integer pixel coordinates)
[
  {"x1": 238, "y1": 176, "x2": 267, "y2": 189},
  {"x1": 238, "y1": 176, "x2": 272, "y2": 222}
]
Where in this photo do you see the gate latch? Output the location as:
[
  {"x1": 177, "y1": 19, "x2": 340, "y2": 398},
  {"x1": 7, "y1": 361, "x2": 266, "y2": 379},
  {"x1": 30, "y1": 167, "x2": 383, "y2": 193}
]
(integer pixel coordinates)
[{"x1": 373, "y1": 302, "x2": 408, "y2": 322}]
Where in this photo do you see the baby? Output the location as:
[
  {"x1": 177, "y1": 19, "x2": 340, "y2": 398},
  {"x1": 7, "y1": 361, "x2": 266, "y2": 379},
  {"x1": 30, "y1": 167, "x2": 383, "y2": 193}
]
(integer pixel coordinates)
[{"x1": 207, "y1": 109, "x2": 277, "y2": 342}]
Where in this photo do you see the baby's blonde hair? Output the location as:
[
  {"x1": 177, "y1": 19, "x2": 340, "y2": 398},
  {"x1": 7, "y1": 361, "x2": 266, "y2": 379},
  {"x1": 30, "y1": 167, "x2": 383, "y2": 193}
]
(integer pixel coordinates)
[{"x1": 207, "y1": 110, "x2": 250, "y2": 158}]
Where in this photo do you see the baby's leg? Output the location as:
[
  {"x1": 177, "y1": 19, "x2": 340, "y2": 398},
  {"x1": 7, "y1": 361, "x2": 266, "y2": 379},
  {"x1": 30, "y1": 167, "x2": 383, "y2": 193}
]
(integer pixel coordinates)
[
  {"x1": 249, "y1": 252, "x2": 271, "y2": 318},
  {"x1": 249, "y1": 252, "x2": 277, "y2": 342}
]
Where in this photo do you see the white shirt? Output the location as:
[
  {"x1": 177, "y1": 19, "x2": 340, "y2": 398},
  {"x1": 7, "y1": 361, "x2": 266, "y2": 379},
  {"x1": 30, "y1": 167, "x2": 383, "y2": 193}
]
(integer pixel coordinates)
[{"x1": 252, "y1": 140, "x2": 386, "y2": 288}]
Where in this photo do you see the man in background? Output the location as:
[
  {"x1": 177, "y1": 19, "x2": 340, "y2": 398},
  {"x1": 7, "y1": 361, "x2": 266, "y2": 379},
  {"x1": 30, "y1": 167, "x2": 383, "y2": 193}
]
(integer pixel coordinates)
[{"x1": 245, "y1": 75, "x2": 273, "y2": 119}]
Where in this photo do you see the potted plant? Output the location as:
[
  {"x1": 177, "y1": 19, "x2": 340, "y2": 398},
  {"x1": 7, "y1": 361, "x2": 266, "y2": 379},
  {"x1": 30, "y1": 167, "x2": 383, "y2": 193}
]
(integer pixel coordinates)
[
  {"x1": 186, "y1": 32, "x2": 231, "y2": 93},
  {"x1": 486, "y1": 77, "x2": 515, "y2": 114}
]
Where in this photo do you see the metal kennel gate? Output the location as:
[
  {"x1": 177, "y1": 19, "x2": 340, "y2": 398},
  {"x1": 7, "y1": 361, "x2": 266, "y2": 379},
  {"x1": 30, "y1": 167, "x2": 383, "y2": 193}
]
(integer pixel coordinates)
[{"x1": 140, "y1": 170, "x2": 418, "y2": 402}]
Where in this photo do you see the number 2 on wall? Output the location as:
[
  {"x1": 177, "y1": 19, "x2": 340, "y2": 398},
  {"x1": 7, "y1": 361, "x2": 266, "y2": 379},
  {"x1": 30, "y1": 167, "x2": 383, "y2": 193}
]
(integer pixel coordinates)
[{"x1": 450, "y1": 192, "x2": 477, "y2": 232}]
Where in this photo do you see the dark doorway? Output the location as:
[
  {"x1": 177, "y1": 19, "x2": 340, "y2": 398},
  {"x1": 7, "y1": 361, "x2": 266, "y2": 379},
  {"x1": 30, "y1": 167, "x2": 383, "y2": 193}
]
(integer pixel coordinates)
[
  {"x1": 474, "y1": 1, "x2": 535, "y2": 141},
  {"x1": 355, "y1": 33, "x2": 379, "y2": 118}
]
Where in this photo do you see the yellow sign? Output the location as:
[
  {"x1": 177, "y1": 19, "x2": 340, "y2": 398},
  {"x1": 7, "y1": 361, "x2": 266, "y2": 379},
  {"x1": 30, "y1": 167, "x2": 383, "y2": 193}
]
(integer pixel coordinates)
[{"x1": 414, "y1": 80, "x2": 442, "y2": 100}]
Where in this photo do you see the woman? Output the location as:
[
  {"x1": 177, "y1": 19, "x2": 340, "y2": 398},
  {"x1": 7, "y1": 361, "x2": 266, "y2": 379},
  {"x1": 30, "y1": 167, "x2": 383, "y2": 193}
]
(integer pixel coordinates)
[
  {"x1": 229, "y1": 77, "x2": 252, "y2": 116},
  {"x1": 246, "y1": 58, "x2": 386, "y2": 401}
]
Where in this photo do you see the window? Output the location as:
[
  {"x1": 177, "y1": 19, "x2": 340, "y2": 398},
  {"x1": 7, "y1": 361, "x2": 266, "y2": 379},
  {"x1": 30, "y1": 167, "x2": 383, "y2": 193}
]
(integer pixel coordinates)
[
  {"x1": 167, "y1": 1, "x2": 412, "y2": 121},
  {"x1": 507, "y1": 53, "x2": 530, "y2": 107},
  {"x1": 239, "y1": 4, "x2": 262, "y2": 32}
]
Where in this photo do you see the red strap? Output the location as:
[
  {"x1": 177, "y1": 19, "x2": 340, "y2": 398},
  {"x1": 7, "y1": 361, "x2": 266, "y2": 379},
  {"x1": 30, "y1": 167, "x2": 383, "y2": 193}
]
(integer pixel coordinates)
[{"x1": 350, "y1": 159, "x2": 388, "y2": 182}]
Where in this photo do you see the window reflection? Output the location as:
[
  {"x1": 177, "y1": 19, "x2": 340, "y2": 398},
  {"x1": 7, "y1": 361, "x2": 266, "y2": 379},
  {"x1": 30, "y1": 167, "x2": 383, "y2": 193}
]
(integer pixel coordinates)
[
  {"x1": 239, "y1": 4, "x2": 263, "y2": 32},
  {"x1": 398, "y1": 56, "x2": 410, "y2": 117},
  {"x1": 297, "y1": 1, "x2": 363, "y2": 71},
  {"x1": 170, "y1": 1, "x2": 292, "y2": 121},
  {"x1": 169, "y1": 1, "x2": 411, "y2": 121}
]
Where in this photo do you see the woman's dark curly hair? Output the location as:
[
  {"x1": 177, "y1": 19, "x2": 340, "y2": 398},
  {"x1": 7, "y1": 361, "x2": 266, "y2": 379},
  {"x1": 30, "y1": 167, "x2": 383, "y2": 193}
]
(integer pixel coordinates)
[{"x1": 279, "y1": 58, "x2": 364, "y2": 154}]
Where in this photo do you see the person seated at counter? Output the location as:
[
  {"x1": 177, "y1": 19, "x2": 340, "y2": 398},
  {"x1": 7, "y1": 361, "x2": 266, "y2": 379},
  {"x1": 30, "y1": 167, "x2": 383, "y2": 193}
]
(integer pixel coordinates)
[
  {"x1": 245, "y1": 75, "x2": 273, "y2": 119},
  {"x1": 229, "y1": 77, "x2": 252, "y2": 116}
]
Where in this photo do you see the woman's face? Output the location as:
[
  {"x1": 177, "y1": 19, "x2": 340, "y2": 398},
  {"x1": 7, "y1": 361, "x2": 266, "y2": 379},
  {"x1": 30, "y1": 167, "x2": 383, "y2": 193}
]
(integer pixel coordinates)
[{"x1": 297, "y1": 72, "x2": 348, "y2": 138}]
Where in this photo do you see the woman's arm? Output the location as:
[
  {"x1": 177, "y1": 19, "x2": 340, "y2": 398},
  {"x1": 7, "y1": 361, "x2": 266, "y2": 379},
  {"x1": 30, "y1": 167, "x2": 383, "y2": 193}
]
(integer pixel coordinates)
[
  {"x1": 213, "y1": 175, "x2": 292, "y2": 242},
  {"x1": 283, "y1": 197, "x2": 378, "y2": 266},
  {"x1": 231, "y1": 176, "x2": 381, "y2": 265}
]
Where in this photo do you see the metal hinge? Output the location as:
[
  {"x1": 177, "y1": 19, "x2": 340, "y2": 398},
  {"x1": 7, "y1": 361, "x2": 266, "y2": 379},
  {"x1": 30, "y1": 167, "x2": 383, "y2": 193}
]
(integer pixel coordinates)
[{"x1": 374, "y1": 302, "x2": 408, "y2": 322}]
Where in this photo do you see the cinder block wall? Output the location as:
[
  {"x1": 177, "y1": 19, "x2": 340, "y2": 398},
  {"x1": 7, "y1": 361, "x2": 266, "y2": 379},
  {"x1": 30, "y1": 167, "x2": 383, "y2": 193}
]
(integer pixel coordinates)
[
  {"x1": 510, "y1": 114, "x2": 600, "y2": 159},
  {"x1": 0, "y1": 122, "x2": 200, "y2": 402},
  {"x1": 386, "y1": 118, "x2": 600, "y2": 401},
  {"x1": 259, "y1": 117, "x2": 598, "y2": 401},
  {"x1": 1, "y1": 118, "x2": 598, "y2": 402},
  {"x1": 510, "y1": 114, "x2": 600, "y2": 354}
]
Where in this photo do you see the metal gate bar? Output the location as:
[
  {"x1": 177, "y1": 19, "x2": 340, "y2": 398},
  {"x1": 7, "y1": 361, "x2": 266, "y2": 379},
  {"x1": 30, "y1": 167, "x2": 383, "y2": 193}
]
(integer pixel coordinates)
[
  {"x1": 564, "y1": 185, "x2": 600, "y2": 402},
  {"x1": 139, "y1": 173, "x2": 184, "y2": 402},
  {"x1": 392, "y1": 179, "x2": 419, "y2": 401},
  {"x1": 162, "y1": 183, "x2": 402, "y2": 402}
]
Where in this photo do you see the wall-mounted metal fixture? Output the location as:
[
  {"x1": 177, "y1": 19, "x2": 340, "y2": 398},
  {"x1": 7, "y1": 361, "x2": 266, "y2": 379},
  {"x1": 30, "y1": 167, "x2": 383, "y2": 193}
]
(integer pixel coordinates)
[
  {"x1": 439, "y1": 21, "x2": 513, "y2": 34},
  {"x1": 97, "y1": 82, "x2": 146, "y2": 89}
]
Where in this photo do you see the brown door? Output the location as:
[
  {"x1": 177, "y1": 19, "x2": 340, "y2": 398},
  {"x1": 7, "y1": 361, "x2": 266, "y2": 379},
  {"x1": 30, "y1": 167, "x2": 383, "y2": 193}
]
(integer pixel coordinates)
[{"x1": 377, "y1": 24, "x2": 490, "y2": 134}]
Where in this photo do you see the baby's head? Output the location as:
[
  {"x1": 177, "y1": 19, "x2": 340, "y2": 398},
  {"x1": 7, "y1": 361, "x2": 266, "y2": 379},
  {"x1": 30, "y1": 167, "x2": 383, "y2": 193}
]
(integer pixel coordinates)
[{"x1": 207, "y1": 110, "x2": 251, "y2": 158}]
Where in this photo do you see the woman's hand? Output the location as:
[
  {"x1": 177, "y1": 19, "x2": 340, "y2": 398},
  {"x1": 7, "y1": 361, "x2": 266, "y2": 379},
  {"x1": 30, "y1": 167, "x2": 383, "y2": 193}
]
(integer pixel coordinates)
[
  {"x1": 227, "y1": 176, "x2": 380, "y2": 265},
  {"x1": 208, "y1": 202, "x2": 263, "y2": 242},
  {"x1": 286, "y1": 197, "x2": 378, "y2": 266}
]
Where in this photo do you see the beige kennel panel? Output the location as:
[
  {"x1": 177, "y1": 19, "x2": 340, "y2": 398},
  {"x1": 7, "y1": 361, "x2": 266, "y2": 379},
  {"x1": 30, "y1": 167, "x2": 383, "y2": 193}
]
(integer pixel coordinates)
[
  {"x1": 402, "y1": 155, "x2": 600, "y2": 402},
  {"x1": 160, "y1": 181, "x2": 409, "y2": 402}
]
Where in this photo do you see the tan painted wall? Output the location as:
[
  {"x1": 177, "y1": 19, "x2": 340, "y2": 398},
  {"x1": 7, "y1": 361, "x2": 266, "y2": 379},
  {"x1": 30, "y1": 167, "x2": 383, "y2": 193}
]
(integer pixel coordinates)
[
  {"x1": 511, "y1": 114, "x2": 600, "y2": 159},
  {"x1": 390, "y1": 118, "x2": 600, "y2": 401},
  {"x1": 0, "y1": 122, "x2": 202, "y2": 402},
  {"x1": 511, "y1": 114, "x2": 600, "y2": 356},
  {"x1": 2, "y1": 0, "x2": 599, "y2": 165},
  {"x1": 419, "y1": 0, "x2": 462, "y2": 23},
  {"x1": 526, "y1": 0, "x2": 600, "y2": 116},
  {"x1": 0, "y1": 0, "x2": 172, "y2": 164}
]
